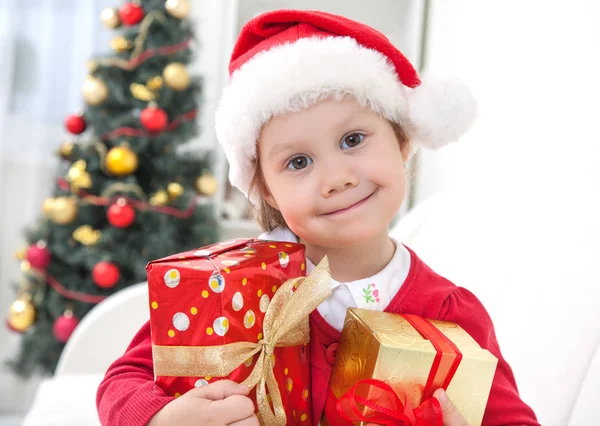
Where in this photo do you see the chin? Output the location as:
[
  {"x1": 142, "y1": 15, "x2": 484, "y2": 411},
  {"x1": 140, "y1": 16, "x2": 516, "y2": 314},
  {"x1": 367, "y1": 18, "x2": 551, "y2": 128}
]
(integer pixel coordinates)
[{"x1": 306, "y1": 222, "x2": 386, "y2": 249}]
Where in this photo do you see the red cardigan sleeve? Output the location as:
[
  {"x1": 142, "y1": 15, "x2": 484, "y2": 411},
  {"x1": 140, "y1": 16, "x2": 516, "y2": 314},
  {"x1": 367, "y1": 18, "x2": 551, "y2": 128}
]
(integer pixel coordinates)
[
  {"x1": 96, "y1": 321, "x2": 173, "y2": 426},
  {"x1": 440, "y1": 287, "x2": 539, "y2": 426}
]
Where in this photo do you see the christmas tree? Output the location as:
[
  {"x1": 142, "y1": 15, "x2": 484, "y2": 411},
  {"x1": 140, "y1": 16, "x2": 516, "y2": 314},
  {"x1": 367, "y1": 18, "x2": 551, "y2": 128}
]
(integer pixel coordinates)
[{"x1": 5, "y1": 0, "x2": 219, "y2": 377}]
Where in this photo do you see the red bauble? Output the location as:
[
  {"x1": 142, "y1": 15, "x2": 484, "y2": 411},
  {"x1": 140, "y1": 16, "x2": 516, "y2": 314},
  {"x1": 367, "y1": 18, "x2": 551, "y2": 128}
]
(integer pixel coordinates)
[
  {"x1": 119, "y1": 3, "x2": 144, "y2": 26},
  {"x1": 140, "y1": 106, "x2": 168, "y2": 133},
  {"x1": 53, "y1": 312, "x2": 79, "y2": 343},
  {"x1": 26, "y1": 243, "x2": 51, "y2": 270},
  {"x1": 64, "y1": 114, "x2": 87, "y2": 134},
  {"x1": 92, "y1": 261, "x2": 120, "y2": 289},
  {"x1": 107, "y1": 199, "x2": 136, "y2": 228}
]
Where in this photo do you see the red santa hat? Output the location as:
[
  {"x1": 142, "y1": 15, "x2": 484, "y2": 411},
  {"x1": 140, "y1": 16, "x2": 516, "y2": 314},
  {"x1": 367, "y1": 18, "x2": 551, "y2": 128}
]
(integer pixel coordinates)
[{"x1": 215, "y1": 10, "x2": 477, "y2": 202}]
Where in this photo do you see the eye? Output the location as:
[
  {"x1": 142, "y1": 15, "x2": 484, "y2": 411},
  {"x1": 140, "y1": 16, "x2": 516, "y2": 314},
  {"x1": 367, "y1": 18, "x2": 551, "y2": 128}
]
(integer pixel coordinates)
[
  {"x1": 341, "y1": 133, "x2": 365, "y2": 149},
  {"x1": 286, "y1": 155, "x2": 313, "y2": 170}
]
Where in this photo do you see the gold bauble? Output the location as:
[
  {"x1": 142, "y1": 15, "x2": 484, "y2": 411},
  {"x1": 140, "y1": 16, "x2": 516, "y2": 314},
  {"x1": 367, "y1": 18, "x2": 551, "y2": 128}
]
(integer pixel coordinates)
[
  {"x1": 162, "y1": 63, "x2": 190, "y2": 91},
  {"x1": 20, "y1": 261, "x2": 31, "y2": 273},
  {"x1": 83, "y1": 76, "x2": 109, "y2": 106},
  {"x1": 100, "y1": 7, "x2": 121, "y2": 28},
  {"x1": 165, "y1": 0, "x2": 190, "y2": 19},
  {"x1": 73, "y1": 225, "x2": 102, "y2": 246},
  {"x1": 58, "y1": 141, "x2": 74, "y2": 159},
  {"x1": 14, "y1": 248, "x2": 26, "y2": 261},
  {"x1": 150, "y1": 190, "x2": 169, "y2": 206},
  {"x1": 110, "y1": 36, "x2": 133, "y2": 53},
  {"x1": 130, "y1": 82, "x2": 156, "y2": 102},
  {"x1": 167, "y1": 182, "x2": 184, "y2": 199},
  {"x1": 66, "y1": 160, "x2": 93, "y2": 192},
  {"x1": 42, "y1": 198, "x2": 55, "y2": 216},
  {"x1": 106, "y1": 146, "x2": 138, "y2": 176},
  {"x1": 195, "y1": 173, "x2": 218, "y2": 196},
  {"x1": 7, "y1": 296, "x2": 36, "y2": 332},
  {"x1": 147, "y1": 76, "x2": 164, "y2": 92},
  {"x1": 50, "y1": 196, "x2": 78, "y2": 224}
]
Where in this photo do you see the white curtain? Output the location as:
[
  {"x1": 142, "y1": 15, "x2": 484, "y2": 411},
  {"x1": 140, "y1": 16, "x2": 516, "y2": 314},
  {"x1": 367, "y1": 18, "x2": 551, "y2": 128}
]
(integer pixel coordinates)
[
  {"x1": 0, "y1": 0, "x2": 113, "y2": 415},
  {"x1": 416, "y1": 1, "x2": 600, "y2": 424}
]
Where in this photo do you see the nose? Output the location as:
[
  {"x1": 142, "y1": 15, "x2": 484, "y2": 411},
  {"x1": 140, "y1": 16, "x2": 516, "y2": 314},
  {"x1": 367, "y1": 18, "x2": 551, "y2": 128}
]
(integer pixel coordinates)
[{"x1": 320, "y1": 161, "x2": 359, "y2": 197}]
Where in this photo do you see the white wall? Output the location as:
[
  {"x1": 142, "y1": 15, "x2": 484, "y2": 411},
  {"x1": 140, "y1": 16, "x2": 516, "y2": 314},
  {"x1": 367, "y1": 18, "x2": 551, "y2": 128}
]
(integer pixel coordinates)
[{"x1": 415, "y1": 1, "x2": 600, "y2": 424}]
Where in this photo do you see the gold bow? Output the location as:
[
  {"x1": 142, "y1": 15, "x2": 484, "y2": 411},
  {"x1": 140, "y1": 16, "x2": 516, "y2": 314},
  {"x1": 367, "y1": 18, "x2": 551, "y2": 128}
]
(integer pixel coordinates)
[{"x1": 153, "y1": 257, "x2": 332, "y2": 425}]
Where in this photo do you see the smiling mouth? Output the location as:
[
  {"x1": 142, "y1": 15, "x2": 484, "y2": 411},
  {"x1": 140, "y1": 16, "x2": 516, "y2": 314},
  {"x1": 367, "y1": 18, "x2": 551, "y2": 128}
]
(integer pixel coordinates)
[{"x1": 322, "y1": 190, "x2": 377, "y2": 216}]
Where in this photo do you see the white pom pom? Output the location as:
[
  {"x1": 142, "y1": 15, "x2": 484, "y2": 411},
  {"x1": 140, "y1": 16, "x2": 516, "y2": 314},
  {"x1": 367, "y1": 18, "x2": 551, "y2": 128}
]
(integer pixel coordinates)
[{"x1": 408, "y1": 76, "x2": 478, "y2": 149}]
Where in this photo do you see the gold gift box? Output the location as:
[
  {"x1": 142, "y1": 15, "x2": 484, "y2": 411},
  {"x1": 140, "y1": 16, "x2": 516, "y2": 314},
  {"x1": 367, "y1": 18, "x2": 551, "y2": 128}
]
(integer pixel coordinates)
[{"x1": 328, "y1": 308, "x2": 498, "y2": 426}]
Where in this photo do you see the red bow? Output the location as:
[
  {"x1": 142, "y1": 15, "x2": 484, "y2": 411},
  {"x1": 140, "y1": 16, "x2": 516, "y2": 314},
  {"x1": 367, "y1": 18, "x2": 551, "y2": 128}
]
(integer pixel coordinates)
[{"x1": 328, "y1": 379, "x2": 443, "y2": 426}]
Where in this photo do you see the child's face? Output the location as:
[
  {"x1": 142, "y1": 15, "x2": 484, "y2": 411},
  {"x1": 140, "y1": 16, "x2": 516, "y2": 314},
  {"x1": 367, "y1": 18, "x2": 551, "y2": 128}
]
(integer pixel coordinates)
[{"x1": 258, "y1": 97, "x2": 408, "y2": 248}]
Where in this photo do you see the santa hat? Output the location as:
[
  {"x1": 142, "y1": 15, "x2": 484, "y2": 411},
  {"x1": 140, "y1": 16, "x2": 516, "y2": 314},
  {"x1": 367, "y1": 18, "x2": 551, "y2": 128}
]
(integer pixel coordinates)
[{"x1": 215, "y1": 10, "x2": 477, "y2": 203}]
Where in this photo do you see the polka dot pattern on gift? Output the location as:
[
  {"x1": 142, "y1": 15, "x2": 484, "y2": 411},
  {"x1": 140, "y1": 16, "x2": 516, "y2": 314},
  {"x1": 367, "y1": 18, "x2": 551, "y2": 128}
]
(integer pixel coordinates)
[
  {"x1": 213, "y1": 316, "x2": 229, "y2": 336},
  {"x1": 232, "y1": 292, "x2": 244, "y2": 311},
  {"x1": 278, "y1": 252, "x2": 289, "y2": 268},
  {"x1": 173, "y1": 312, "x2": 190, "y2": 331},
  {"x1": 164, "y1": 269, "x2": 180, "y2": 288},
  {"x1": 209, "y1": 273, "x2": 225, "y2": 293},
  {"x1": 244, "y1": 310, "x2": 255, "y2": 328},
  {"x1": 259, "y1": 294, "x2": 270, "y2": 313}
]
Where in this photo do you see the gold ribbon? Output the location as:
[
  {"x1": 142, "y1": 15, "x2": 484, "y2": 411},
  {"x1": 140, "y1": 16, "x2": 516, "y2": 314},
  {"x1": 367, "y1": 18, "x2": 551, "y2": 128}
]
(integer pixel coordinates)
[{"x1": 153, "y1": 257, "x2": 332, "y2": 425}]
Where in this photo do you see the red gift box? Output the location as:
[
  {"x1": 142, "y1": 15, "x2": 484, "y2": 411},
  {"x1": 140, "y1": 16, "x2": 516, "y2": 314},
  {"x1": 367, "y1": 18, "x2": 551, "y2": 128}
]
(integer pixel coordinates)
[{"x1": 147, "y1": 238, "x2": 325, "y2": 425}]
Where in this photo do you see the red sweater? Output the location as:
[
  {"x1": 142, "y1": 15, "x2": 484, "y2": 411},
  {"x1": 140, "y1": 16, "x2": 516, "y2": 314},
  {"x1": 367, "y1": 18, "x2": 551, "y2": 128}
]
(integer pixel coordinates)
[{"x1": 97, "y1": 247, "x2": 539, "y2": 425}]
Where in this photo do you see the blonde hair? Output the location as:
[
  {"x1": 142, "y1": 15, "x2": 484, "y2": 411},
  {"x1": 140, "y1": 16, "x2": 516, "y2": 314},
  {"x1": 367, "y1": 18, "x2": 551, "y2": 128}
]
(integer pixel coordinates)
[{"x1": 248, "y1": 121, "x2": 410, "y2": 232}]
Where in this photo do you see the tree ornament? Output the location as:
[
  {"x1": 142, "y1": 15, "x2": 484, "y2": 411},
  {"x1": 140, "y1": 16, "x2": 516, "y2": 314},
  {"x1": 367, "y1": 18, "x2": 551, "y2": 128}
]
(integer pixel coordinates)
[
  {"x1": 147, "y1": 76, "x2": 164, "y2": 92},
  {"x1": 66, "y1": 159, "x2": 93, "y2": 192},
  {"x1": 163, "y1": 63, "x2": 190, "y2": 91},
  {"x1": 26, "y1": 241, "x2": 51, "y2": 270},
  {"x1": 64, "y1": 114, "x2": 86, "y2": 134},
  {"x1": 57, "y1": 141, "x2": 75, "y2": 159},
  {"x1": 140, "y1": 104, "x2": 168, "y2": 133},
  {"x1": 165, "y1": 0, "x2": 190, "y2": 19},
  {"x1": 50, "y1": 196, "x2": 78, "y2": 224},
  {"x1": 110, "y1": 35, "x2": 133, "y2": 53},
  {"x1": 150, "y1": 190, "x2": 169, "y2": 206},
  {"x1": 14, "y1": 248, "x2": 26, "y2": 261},
  {"x1": 7, "y1": 295, "x2": 36, "y2": 332},
  {"x1": 106, "y1": 146, "x2": 138, "y2": 176},
  {"x1": 167, "y1": 182, "x2": 184, "y2": 200},
  {"x1": 92, "y1": 261, "x2": 120, "y2": 289},
  {"x1": 82, "y1": 76, "x2": 109, "y2": 106},
  {"x1": 119, "y1": 2, "x2": 144, "y2": 26},
  {"x1": 195, "y1": 172, "x2": 218, "y2": 196},
  {"x1": 130, "y1": 83, "x2": 156, "y2": 102},
  {"x1": 42, "y1": 197, "x2": 55, "y2": 216},
  {"x1": 100, "y1": 7, "x2": 121, "y2": 29},
  {"x1": 72, "y1": 225, "x2": 102, "y2": 246},
  {"x1": 20, "y1": 260, "x2": 31, "y2": 273},
  {"x1": 107, "y1": 198, "x2": 136, "y2": 228},
  {"x1": 53, "y1": 311, "x2": 79, "y2": 343}
]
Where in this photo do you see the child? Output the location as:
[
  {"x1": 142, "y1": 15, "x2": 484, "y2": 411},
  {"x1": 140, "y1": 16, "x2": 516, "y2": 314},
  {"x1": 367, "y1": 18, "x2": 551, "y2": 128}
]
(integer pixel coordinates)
[{"x1": 97, "y1": 10, "x2": 539, "y2": 426}]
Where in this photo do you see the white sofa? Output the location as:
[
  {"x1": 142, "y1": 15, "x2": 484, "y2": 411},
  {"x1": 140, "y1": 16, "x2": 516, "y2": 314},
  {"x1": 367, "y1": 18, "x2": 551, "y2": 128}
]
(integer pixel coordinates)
[{"x1": 22, "y1": 192, "x2": 600, "y2": 425}]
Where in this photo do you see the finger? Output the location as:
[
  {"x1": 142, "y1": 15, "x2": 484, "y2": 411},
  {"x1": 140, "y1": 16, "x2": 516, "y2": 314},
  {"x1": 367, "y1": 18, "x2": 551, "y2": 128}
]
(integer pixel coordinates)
[
  {"x1": 228, "y1": 413, "x2": 260, "y2": 426},
  {"x1": 433, "y1": 389, "x2": 468, "y2": 426},
  {"x1": 192, "y1": 380, "x2": 250, "y2": 401},
  {"x1": 213, "y1": 395, "x2": 256, "y2": 423}
]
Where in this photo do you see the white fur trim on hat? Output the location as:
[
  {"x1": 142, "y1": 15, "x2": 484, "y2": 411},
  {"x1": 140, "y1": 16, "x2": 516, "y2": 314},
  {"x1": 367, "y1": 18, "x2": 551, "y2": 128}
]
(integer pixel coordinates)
[{"x1": 215, "y1": 36, "x2": 476, "y2": 203}]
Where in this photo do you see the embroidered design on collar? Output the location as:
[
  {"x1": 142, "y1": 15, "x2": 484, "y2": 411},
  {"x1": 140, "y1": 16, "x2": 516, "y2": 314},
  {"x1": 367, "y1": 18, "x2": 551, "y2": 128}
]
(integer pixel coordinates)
[{"x1": 362, "y1": 283, "x2": 380, "y2": 304}]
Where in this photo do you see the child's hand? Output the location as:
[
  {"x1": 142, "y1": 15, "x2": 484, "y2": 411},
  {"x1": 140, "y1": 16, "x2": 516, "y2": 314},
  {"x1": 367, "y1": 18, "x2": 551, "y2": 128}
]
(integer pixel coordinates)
[
  {"x1": 433, "y1": 389, "x2": 468, "y2": 426},
  {"x1": 148, "y1": 379, "x2": 258, "y2": 426}
]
